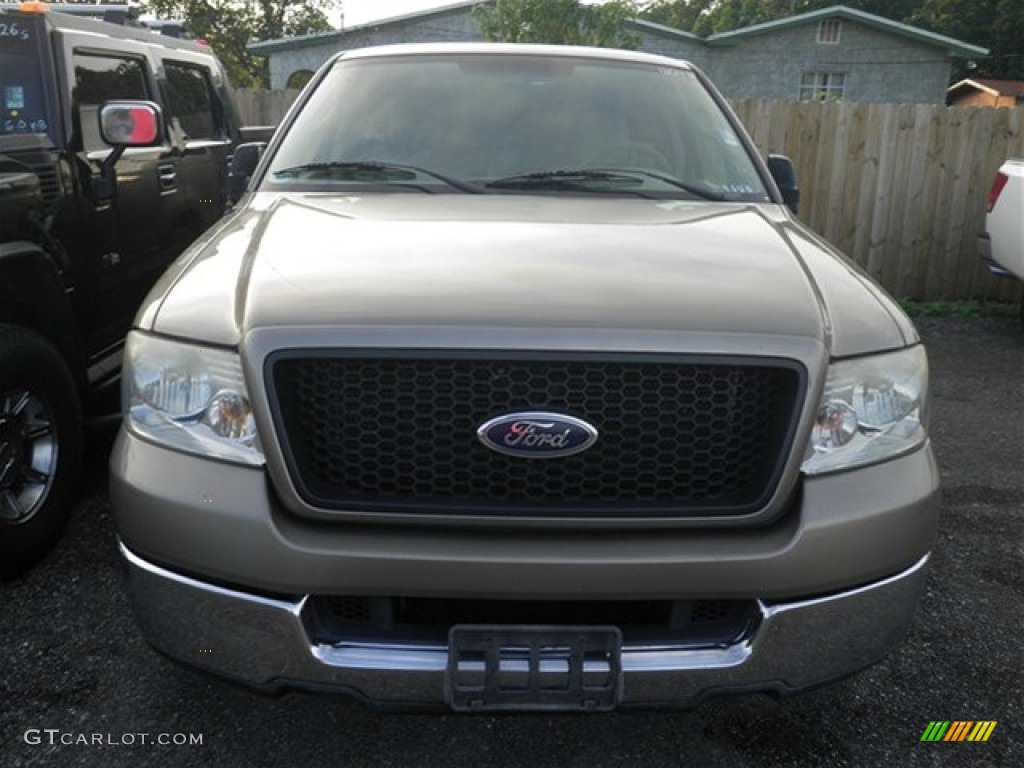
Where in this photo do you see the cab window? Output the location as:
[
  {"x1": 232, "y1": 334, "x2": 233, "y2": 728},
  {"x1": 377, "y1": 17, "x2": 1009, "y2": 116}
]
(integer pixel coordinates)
[
  {"x1": 163, "y1": 62, "x2": 221, "y2": 141},
  {"x1": 73, "y1": 52, "x2": 149, "y2": 151}
]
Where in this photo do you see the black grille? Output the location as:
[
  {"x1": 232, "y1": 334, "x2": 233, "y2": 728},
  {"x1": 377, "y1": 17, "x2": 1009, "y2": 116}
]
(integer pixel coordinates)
[
  {"x1": 32, "y1": 163, "x2": 60, "y2": 210},
  {"x1": 268, "y1": 352, "x2": 803, "y2": 517}
]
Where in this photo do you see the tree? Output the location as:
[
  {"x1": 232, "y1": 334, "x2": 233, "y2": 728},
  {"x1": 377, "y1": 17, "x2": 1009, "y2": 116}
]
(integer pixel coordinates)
[
  {"x1": 474, "y1": 0, "x2": 642, "y2": 49},
  {"x1": 637, "y1": 1, "x2": 714, "y2": 33},
  {"x1": 142, "y1": 1, "x2": 339, "y2": 87},
  {"x1": 912, "y1": 0, "x2": 1024, "y2": 79}
]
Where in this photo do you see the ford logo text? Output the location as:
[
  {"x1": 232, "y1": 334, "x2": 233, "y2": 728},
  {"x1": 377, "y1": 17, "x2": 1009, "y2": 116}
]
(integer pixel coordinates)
[{"x1": 476, "y1": 412, "x2": 599, "y2": 459}]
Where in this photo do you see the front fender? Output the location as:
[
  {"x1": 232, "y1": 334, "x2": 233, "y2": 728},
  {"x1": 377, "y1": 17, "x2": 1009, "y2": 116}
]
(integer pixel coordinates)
[{"x1": 0, "y1": 241, "x2": 85, "y2": 390}]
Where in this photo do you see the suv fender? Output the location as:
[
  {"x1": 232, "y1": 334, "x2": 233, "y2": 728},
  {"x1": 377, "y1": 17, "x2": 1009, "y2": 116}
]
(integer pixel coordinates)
[{"x1": 0, "y1": 242, "x2": 86, "y2": 391}]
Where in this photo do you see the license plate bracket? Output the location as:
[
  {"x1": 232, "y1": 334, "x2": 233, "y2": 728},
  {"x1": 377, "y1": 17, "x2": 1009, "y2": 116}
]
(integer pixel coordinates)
[{"x1": 445, "y1": 625, "x2": 622, "y2": 712}]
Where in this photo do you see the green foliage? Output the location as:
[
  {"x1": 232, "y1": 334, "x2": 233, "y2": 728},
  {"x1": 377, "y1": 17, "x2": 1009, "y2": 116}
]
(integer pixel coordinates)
[
  {"x1": 897, "y1": 299, "x2": 1019, "y2": 318},
  {"x1": 474, "y1": 0, "x2": 641, "y2": 49},
  {"x1": 142, "y1": 0, "x2": 338, "y2": 87},
  {"x1": 638, "y1": 0, "x2": 1024, "y2": 78},
  {"x1": 638, "y1": 0, "x2": 713, "y2": 33},
  {"x1": 911, "y1": 0, "x2": 1024, "y2": 79}
]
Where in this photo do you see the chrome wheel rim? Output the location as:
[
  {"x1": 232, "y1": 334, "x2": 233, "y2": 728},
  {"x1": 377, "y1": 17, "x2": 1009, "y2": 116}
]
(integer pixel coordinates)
[{"x1": 0, "y1": 389, "x2": 58, "y2": 525}]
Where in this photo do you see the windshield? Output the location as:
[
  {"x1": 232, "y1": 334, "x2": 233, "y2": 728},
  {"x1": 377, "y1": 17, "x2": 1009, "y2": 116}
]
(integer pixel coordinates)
[
  {"x1": 0, "y1": 14, "x2": 52, "y2": 139},
  {"x1": 264, "y1": 52, "x2": 770, "y2": 202}
]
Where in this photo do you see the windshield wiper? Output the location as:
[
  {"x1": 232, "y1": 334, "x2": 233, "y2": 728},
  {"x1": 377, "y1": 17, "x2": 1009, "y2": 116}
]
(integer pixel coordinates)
[
  {"x1": 485, "y1": 169, "x2": 663, "y2": 197},
  {"x1": 486, "y1": 169, "x2": 645, "y2": 190},
  {"x1": 584, "y1": 168, "x2": 728, "y2": 202},
  {"x1": 272, "y1": 161, "x2": 484, "y2": 194}
]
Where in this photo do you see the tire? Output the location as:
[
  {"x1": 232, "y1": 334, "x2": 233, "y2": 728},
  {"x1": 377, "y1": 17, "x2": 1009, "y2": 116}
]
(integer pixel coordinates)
[{"x1": 0, "y1": 325, "x2": 82, "y2": 578}]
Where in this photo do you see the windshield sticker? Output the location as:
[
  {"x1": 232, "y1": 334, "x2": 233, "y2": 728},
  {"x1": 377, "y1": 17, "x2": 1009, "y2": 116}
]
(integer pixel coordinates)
[
  {"x1": 0, "y1": 22, "x2": 31, "y2": 40},
  {"x1": 5, "y1": 86, "x2": 25, "y2": 110}
]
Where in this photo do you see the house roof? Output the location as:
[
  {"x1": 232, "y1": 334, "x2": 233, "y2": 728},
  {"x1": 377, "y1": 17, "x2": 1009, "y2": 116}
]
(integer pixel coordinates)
[
  {"x1": 706, "y1": 4, "x2": 988, "y2": 59},
  {"x1": 947, "y1": 78, "x2": 1024, "y2": 98},
  {"x1": 247, "y1": 1, "x2": 707, "y2": 55},
  {"x1": 625, "y1": 18, "x2": 702, "y2": 43},
  {"x1": 249, "y1": 2, "x2": 987, "y2": 61},
  {"x1": 249, "y1": 0, "x2": 483, "y2": 54}
]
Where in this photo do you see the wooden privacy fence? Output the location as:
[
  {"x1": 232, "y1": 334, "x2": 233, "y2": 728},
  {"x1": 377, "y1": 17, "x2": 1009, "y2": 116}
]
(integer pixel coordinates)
[
  {"x1": 731, "y1": 100, "x2": 1024, "y2": 302},
  {"x1": 233, "y1": 88, "x2": 1024, "y2": 302},
  {"x1": 231, "y1": 88, "x2": 300, "y2": 127}
]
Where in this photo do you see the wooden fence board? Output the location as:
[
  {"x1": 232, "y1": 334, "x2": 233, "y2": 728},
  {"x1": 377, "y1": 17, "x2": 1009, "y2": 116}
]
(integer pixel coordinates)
[
  {"x1": 916, "y1": 105, "x2": 947, "y2": 300},
  {"x1": 852, "y1": 103, "x2": 883, "y2": 266},
  {"x1": 895, "y1": 105, "x2": 934, "y2": 298},
  {"x1": 866, "y1": 105, "x2": 900, "y2": 282},
  {"x1": 957, "y1": 108, "x2": 995, "y2": 299},
  {"x1": 836, "y1": 102, "x2": 867, "y2": 254}
]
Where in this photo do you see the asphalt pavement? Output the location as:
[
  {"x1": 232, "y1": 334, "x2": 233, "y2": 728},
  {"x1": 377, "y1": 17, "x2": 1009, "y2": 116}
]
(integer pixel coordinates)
[{"x1": 2, "y1": 316, "x2": 1021, "y2": 767}]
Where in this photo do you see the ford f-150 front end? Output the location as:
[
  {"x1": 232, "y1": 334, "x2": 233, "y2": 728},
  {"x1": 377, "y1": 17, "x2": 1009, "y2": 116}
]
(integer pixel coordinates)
[{"x1": 110, "y1": 44, "x2": 939, "y2": 712}]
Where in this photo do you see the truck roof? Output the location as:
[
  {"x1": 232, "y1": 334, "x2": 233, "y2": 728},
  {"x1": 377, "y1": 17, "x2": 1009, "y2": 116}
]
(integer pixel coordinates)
[
  {"x1": 336, "y1": 42, "x2": 697, "y2": 72},
  {"x1": 0, "y1": 3, "x2": 211, "y2": 55}
]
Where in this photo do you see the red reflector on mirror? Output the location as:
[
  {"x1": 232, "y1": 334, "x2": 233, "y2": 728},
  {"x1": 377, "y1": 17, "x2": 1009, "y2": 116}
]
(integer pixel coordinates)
[{"x1": 125, "y1": 107, "x2": 158, "y2": 144}]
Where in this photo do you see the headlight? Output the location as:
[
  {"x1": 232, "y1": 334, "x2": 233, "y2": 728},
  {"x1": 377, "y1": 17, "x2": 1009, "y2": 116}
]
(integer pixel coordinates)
[
  {"x1": 123, "y1": 332, "x2": 263, "y2": 465},
  {"x1": 802, "y1": 345, "x2": 928, "y2": 475}
]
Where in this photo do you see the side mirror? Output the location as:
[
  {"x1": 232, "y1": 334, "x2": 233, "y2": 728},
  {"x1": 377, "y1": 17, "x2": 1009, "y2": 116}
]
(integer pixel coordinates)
[
  {"x1": 229, "y1": 142, "x2": 265, "y2": 204},
  {"x1": 92, "y1": 101, "x2": 163, "y2": 201},
  {"x1": 99, "y1": 101, "x2": 162, "y2": 147},
  {"x1": 766, "y1": 154, "x2": 800, "y2": 215}
]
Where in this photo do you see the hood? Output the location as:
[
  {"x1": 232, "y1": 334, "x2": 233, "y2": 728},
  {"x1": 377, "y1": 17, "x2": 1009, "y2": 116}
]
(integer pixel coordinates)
[{"x1": 140, "y1": 193, "x2": 909, "y2": 356}]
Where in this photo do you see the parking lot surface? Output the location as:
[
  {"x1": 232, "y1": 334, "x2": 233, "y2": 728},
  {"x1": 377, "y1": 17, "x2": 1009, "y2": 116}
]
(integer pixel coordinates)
[{"x1": 2, "y1": 316, "x2": 1021, "y2": 767}]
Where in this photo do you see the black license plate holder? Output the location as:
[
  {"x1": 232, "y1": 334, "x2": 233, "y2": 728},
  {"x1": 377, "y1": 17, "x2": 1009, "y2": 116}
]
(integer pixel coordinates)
[{"x1": 445, "y1": 625, "x2": 622, "y2": 712}]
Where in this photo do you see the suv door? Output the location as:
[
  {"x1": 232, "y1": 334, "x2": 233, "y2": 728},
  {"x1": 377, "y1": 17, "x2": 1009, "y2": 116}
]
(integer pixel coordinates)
[
  {"x1": 160, "y1": 55, "x2": 234, "y2": 238},
  {"x1": 58, "y1": 32, "x2": 177, "y2": 352}
]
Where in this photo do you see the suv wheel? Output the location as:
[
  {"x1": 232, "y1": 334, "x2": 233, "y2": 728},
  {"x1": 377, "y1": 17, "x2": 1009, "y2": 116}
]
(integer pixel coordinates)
[{"x1": 0, "y1": 325, "x2": 82, "y2": 577}]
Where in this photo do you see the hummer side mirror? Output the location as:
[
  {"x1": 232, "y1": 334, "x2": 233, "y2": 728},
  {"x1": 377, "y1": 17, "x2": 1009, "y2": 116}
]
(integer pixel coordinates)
[{"x1": 92, "y1": 101, "x2": 163, "y2": 201}]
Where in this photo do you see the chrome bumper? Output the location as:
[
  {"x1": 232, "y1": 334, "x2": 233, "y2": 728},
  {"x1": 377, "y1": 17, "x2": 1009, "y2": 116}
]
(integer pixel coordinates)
[{"x1": 119, "y1": 543, "x2": 930, "y2": 710}]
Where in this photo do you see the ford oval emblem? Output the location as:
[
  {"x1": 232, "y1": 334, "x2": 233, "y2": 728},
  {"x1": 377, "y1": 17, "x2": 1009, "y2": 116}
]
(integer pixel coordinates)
[{"x1": 477, "y1": 412, "x2": 599, "y2": 459}]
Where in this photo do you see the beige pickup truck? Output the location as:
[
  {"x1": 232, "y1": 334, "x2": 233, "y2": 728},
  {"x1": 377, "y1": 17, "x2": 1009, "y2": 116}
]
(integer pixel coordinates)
[{"x1": 111, "y1": 43, "x2": 939, "y2": 712}]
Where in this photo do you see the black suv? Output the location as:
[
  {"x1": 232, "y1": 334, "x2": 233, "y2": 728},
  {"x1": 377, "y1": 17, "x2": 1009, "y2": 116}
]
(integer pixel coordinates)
[{"x1": 0, "y1": 4, "x2": 243, "y2": 574}]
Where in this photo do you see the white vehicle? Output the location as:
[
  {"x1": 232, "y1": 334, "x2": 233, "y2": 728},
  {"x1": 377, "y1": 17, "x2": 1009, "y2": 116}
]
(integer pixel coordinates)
[{"x1": 979, "y1": 159, "x2": 1024, "y2": 323}]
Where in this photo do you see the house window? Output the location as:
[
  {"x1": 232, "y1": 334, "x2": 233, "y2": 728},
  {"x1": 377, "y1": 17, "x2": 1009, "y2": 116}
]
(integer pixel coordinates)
[
  {"x1": 286, "y1": 70, "x2": 315, "y2": 90},
  {"x1": 799, "y1": 72, "x2": 846, "y2": 101},
  {"x1": 817, "y1": 19, "x2": 842, "y2": 44}
]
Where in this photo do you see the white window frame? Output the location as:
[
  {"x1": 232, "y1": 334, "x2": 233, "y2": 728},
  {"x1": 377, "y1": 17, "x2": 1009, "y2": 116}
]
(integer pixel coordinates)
[
  {"x1": 817, "y1": 19, "x2": 842, "y2": 44},
  {"x1": 799, "y1": 72, "x2": 847, "y2": 102}
]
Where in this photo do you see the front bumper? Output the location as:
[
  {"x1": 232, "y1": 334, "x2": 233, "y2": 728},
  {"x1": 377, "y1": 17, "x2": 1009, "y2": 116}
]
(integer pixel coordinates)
[
  {"x1": 111, "y1": 429, "x2": 940, "y2": 599},
  {"x1": 120, "y1": 543, "x2": 930, "y2": 709}
]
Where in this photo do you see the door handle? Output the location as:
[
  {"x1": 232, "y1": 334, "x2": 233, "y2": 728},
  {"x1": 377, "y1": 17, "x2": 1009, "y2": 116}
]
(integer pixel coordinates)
[{"x1": 158, "y1": 163, "x2": 177, "y2": 192}]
